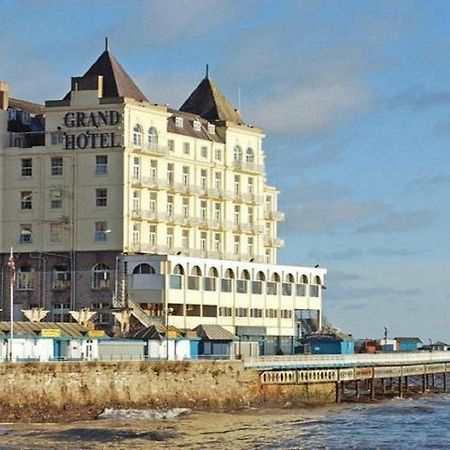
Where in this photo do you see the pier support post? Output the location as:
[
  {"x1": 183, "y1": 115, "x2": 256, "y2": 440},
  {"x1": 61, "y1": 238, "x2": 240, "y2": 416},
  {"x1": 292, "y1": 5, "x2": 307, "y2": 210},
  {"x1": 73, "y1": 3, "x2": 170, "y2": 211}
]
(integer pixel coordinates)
[
  {"x1": 431, "y1": 373, "x2": 435, "y2": 389},
  {"x1": 398, "y1": 377, "x2": 403, "y2": 398},
  {"x1": 389, "y1": 377, "x2": 393, "y2": 391},
  {"x1": 381, "y1": 378, "x2": 386, "y2": 394},
  {"x1": 336, "y1": 381, "x2": 342, "y2": 403},
  {"x1": 355, "y1": 380, "x2": 360, "y2": 398},
  {"x1": 444, "y1": 372, "x2": 447, "y2": 392},
  {"x1": 370, "y1": 378, "x2": 376, "y2": 400},
  {"x1": 422, "y1": 374, "x2": 426, "y2": 393},
  {"x1": 405, "y1": 376, "x2": 408, "y2": 392}
]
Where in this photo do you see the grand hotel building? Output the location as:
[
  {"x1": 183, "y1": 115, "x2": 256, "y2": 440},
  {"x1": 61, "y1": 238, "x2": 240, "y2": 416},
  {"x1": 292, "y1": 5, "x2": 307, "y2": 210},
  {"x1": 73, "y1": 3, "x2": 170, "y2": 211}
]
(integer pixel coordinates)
[{"x1": 0, "y1": 45, "x2": 326, "y2": 353}]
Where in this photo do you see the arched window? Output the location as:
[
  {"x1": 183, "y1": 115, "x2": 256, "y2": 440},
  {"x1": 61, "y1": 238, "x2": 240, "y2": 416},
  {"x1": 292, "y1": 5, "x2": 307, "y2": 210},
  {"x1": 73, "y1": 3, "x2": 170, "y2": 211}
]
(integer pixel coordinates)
[
  {"x1": 297, "y1": 274, "x2": 309, "y2": 297},
  {"x1": 267, "y1": 272, "x2": 280, "y2": 296},
  {"x1": 148, "y1": 127, "x2": 158, "y2": 147},
  {"x1": 310, "y1": 276, "x2": 321, "y2": 298},
  {"x1": 92, "y1": 263, "x2": 110, "y2": 289},
  {"x1": 221, "y1": 268, "x2": 234, "y2": 293},
  {"x1": 205, "y1": 267, "x2": 219, "y2": 291},
  {"x1": 271, "y1": 273, "x2": 281, "y2": 282},
  {"x1": 233, "y1": 146, "x2": 242, "y2": 162},
  {"x1": 188, "y1": 266, "x2": 202, "y2": 290},
  {"x1": 132, "y1": 263, "x2": 156, "y2": 275},
  {"x1": 133, "y1": 125, "x2": 143, "y2": 147},
  {"x1": 256, "y1": 271, "x2": 266, "y2": 281},
  {"x1": 252, "y1": 271, "x2": 265, "y2": 295},
  {"x1": 237, "y1": 269, "x2": 250, "y2": 294},
  {"x1": 246, "y1": 148, "x2": 254, "y2": 162},
  {"x1": 172, "y1": 264, "x2": 185, "y2": 275},
  {"x1": 170, "y1": 264, "x2": 184, "y2": 289},
  {"x1": 282, "y1": 274, "x2": 294, "y2": 296},
  {"x1": 17, "y1": 266, "x2": 33, "y2": 290}
]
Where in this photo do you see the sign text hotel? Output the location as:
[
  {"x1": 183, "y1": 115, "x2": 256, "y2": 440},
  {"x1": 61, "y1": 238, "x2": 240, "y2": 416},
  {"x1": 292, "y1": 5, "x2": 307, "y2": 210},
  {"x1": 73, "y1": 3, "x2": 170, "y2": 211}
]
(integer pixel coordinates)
[{"x1": 63, "y1": 110, "x2": 122, "y2": 150}]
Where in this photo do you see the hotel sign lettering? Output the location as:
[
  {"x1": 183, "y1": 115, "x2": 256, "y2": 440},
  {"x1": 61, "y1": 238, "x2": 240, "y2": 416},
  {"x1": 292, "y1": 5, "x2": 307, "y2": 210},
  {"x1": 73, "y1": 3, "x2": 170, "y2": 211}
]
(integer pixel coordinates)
[{"x1": 63, "y1": 110, "x2": 122, "y2": 150}]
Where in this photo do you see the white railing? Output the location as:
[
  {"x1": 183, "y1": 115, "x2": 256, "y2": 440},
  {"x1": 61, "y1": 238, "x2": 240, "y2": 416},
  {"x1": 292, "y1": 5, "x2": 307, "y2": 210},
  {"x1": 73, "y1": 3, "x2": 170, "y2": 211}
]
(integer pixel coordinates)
[{"x1": 244, "y1": 352, "x2": 450, "y2": 370}]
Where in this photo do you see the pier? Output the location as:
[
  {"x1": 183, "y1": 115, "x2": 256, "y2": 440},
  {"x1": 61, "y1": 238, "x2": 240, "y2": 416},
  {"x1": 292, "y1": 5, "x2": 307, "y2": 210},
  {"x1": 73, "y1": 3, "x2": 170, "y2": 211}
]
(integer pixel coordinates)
[{"x1": 244, "y1": 352, "x2": 450, "y2": 402}]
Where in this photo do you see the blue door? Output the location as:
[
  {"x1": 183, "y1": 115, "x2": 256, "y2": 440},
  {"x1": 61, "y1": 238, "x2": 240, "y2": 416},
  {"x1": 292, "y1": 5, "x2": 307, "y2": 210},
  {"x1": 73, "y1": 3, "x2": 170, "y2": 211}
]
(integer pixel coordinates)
[{"x1": 53, "y1": 340, "x2": 62, "y2": 359}]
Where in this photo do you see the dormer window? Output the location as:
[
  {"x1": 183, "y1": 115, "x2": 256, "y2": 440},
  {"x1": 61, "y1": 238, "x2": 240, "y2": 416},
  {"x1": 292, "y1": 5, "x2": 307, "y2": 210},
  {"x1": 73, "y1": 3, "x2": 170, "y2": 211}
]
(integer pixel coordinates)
[
  {"x1": 193, "y1": 120, "x2": 201, "y2": 132},
  {"x1": 175, "y1": 117, "x2": 183, "y2": 128},
  {"x1": 207, "y1": 123, "x2": 215, "y2": 134}
]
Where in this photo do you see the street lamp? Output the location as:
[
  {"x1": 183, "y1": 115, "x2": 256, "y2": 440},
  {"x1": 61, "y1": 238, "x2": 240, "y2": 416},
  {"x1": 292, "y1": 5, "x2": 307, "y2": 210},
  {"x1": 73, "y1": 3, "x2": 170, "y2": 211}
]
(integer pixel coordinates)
[{"x1": 7, "y1": 248, "x2": 15, "y2": 362}]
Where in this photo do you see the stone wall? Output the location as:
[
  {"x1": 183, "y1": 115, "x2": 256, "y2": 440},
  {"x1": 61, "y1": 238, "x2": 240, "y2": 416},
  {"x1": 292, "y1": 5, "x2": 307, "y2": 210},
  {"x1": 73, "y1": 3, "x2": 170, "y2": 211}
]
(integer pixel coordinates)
[{"x1": 0, "y1": 360, "x2": 336, "y2": 422}]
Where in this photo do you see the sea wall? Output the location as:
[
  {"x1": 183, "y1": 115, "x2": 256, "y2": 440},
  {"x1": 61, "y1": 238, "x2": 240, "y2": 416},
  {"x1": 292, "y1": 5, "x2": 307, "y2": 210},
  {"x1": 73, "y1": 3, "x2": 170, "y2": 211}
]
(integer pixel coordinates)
[{"x1": 0, "y1": 361, "x2": 335, "y2": 422}]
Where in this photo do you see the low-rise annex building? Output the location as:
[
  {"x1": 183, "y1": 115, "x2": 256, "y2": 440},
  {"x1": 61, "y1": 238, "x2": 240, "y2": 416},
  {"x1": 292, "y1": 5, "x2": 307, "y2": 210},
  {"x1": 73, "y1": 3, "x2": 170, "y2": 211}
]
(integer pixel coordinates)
[{"x1": 0, "y1": 42, "x2": 326, "y2": 353}]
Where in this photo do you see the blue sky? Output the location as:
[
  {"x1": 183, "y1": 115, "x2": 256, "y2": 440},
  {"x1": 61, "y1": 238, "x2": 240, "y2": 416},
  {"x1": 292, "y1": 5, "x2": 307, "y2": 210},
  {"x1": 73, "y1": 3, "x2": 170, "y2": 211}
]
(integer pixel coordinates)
[{"x1": 1, "y1": 0, "x2": 450, "y2": 341}]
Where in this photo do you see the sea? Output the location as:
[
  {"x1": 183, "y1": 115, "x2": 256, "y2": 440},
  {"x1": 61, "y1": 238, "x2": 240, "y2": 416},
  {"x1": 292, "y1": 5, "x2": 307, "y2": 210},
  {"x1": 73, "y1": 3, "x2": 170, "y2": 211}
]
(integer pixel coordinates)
[{"x1": 1, "y1": 394, "x2": 449, "y2": 449}]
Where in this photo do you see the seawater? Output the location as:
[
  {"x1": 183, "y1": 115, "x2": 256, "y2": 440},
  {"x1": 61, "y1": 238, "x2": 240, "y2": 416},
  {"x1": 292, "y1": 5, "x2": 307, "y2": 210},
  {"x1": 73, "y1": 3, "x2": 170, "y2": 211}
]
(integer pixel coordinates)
[{"x1": 1, "y1": 395, "x2": 450, "y2": 449}]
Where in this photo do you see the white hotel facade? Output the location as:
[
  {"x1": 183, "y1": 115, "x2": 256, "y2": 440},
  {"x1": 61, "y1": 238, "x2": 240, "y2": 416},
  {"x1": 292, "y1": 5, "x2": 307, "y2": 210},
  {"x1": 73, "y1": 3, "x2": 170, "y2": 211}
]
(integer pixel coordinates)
[{"x1": 0, "y1": 45, "x2": 326, "y2": 353}]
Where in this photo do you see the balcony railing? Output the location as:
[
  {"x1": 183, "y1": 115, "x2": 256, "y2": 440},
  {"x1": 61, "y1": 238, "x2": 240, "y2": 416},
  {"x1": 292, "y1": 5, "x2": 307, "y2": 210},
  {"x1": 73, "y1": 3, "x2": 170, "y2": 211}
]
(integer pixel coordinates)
[
  {"x1": 232, "y1": 160, "x2": 264, "y2": 173},
  {"x1": 133, "y1": 143, "x2": 168, "y2": 156},
  {"x1": 264, "y1": 209, "x2": 285, "y2": 221},
  {"x1": 263, "y1": 236, "x2": 285, "y2": 247}
]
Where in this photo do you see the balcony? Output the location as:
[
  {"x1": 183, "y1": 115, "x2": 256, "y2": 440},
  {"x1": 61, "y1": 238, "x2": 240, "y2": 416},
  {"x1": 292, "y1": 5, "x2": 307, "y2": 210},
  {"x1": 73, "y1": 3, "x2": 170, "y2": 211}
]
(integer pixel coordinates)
[
  {"x1": 263, "y1": 236, "x2": 285, "y2": 248},
  {"x1": 130, "y1": 244, "x2": 168, "y2": 254},
  {"x1": 133, "y1": 143, "x2": 168, "y2": 156},
  {"x1": 232, "y1": 160, "x2": 264, "y2": 173},
  {"x1": 174, "y1": 183, "x2": 201, "y2": 195},
  {"x1": 264, "y1": 209, "x2": 285, "y2": 222}
]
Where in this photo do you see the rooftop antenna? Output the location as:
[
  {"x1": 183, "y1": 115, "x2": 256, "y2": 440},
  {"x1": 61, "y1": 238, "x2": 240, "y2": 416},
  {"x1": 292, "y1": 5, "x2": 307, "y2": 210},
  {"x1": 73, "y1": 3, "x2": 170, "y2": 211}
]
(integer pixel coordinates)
[
  {"x1": 105, "y1": 36, "x2": 109, "y2": 51},
  {"x1": 205, "y1": 64, "x2": 209, "y2": 79}
]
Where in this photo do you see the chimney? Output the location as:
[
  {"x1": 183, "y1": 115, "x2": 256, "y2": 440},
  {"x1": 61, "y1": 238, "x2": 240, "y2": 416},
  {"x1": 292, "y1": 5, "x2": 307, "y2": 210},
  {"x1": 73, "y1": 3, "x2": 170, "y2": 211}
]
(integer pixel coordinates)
[{"x1": 0, "y1": 81, "x2": 9, "y2": 111}]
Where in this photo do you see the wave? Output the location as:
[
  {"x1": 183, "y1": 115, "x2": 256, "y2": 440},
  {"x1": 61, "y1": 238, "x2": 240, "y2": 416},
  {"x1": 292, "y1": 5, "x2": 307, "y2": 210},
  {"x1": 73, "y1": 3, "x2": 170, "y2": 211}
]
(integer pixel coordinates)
[{"x1": 98, "y1": 408, "x2": 191, "y2": 421}]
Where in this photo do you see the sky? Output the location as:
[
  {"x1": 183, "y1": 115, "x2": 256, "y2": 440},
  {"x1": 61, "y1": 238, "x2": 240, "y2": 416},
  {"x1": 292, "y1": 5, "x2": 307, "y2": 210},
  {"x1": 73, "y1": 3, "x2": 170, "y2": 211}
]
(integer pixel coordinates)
[{"x1": 1, "y1": 0, "x2": 450, "y2": 341}]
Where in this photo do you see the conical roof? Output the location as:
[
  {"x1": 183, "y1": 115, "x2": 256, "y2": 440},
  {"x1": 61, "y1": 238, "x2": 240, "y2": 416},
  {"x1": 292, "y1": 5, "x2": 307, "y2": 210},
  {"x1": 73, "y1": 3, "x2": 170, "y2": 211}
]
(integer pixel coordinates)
[
  {"x1": 180, "y1": 75, "x2": 242, "y2": 123},
  {"x1": 65, "y1": 49, "x2": 148, "y2": 102}
]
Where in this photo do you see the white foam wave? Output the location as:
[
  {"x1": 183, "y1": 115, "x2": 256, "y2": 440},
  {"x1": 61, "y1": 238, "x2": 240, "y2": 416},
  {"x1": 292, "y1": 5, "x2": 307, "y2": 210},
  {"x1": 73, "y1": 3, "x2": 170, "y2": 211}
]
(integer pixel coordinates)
[{"x1": 98, "y1": 407, "x2": 191, "y2": 421}]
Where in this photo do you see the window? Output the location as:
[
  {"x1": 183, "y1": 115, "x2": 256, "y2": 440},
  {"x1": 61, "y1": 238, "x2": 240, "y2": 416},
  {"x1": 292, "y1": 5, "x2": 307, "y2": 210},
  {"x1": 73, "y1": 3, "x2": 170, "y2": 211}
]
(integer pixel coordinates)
[
  {"x1": 193, "y1": 120, "x2": 201, "y2": 132},
  {"x1": 19, "y1": 224, "x2": 32, "y2": 243},
  {"x1": 132, "y1": 263, "x2": 156, "y2": 274},
  {"x1": 214, "y1": 203, "x2": 221, "y2": 222},
  {"x1": 214, "y1": 172, "x2": 221, "y2": 190},
  {"x1": 148, "y1": 127, "x2": 158, "y2": 147},
  {"x1": 149, "y1": 192, "x2": 157, "y2": 213},
  {"x1": 132, "y1": 191, "x2": 140, "y2": 210},
  {"x1": 133, "y1": 157, "x2": 140, "y2": 179},
  {"x1": 51, "y1": 157, "x2": 63, "y2": 176},
  {"x1": 208, "y1": 123, "x2": 215, "y2": 134},
  {"x1": 132, "y1": 224, "x2": 140, "y2": 245},
  {"x1": 95, "y1": 188, "x2": 107, "y2": 207},
  {"x1": 182, "y1": 197, "x2": 189, "y2": 218},
  {"x1": 266, "y1": 282, "x2": 277, "y2": 295},
  {"x1": 183, "y1": 142, "x2": 190, "y2": 155},
  {"x1": 215, "y1": 148, "x2": 222, "y2": 161},
  {"x1": 92, "y1": 263, "x2": 110, "y2": 289},
  {"x1": 221, "y1": 269, "x2": 234, "y2": 292},
  {"x1": 281, "y1": 310, "x2": 292, "y2": 319},
  {"x1": 50, "y1": 190, "x2": 62, "y2": 209},
  {"x1": 200, "y1": 169, "x2": 207, "y2": 190},
  {"x1": 182, "y1": 229, "x2": 189, "y2": 249},
  {"x1": 20, "y1": 191, "x2": 32, "y2": 210},
  {"x1": 51, "y1": 132, "x2": 62, "y2": 145},
  {"x1": 167, "y1": 139, "x2": 175, "y2": 152},
  {"x1": 248, "y1": 237, "x2": 254, "y2": 256},
  {"x1": 248, "y1": 207, "x2": 254, "y2": 225},
  {"x1": 21, "y1": 158, "x2": 32, "y2": 177},
  {"x1": 236, "y1": 307, "x2": 248, "y2": 318},
  {"x1": 236, "y1": 279, "x2": 248, "y2": 294},
  {"x1": 52, "y1": 265, "x2": 70, "y2": 290},
  {"x1": 200, "y1": 231, "x2": 207, "y2": 253},
  {"x1": 170, "y1": 264, "x2": 184, "y2": 289},
  {"x1": 133, "y1": 124, "x2": 143, "y2": 147},
  {"x1": 265, "y1": 309, "x2": 278, "y2": 319},
  {"x1": 219, "y1": 307, "x2": 232, "y2": 317},
  {"x1": 167, "y1": 163, "x2": 174, "y2": 185},
  {"x1": 214, "y1": 233, "x2": 221, "y2": 251},
  {"x1": 149, "y1": 225, "x2": 156, "y2": 246},
  {"x1": 234, "y1": 146, "x2": 242, "y2": 162},
  {"x1": 150, "y1": 160, "x2": 157, "y2": 181},
  {"x1": 94, "y1": 222, "x2": 108, "y2": 241},
  {"x1": 175, "y1": 117, "x2": 183, "y2": 127},
  {"x1": 248, "y1": 177, "x2": 254, "y2": 193},
  {"x1": 282, "y1": 283, "x2": 292, "y2": 296},
  {"x1": 200, "y1": 201, "x2": 207, "y2": 221},
  {"x1": 17, "y1": 266, "x2": 33, "y2": 290},
  {"x1": 234, "y1": 175, "x2": 240, "y2": 194},
  {"x1": 95, "y1": 155, "x2": 108, "y2": 175},
  {"x1": 188, "y1": 266, "x2": 201, "y2": 290},
  {"x1": 182, "y1": 166, "x2": 190, "y2": 186},
  {"x1": 252, "y1": 280, "x2": 262, "y2": 295},
  {"x1": 50, "y1": 223, "x2": 63, "y2": 243},
  {"x1": 310, "y1": 285, "x2": 320, "y2": 297},
  {"x1": 167, "y1": 227, "x2": 174, "y2": 248},
  {"x1": 234, "y1": 235, "x2": 240, "y2": 255},
  {"x1": 246, "y1": 148, "x2": 254, "y2": 162},
  {"x1": 167, "y1": 195, "x2": 174, "y2": 218},
  {"x1": 250, "y1": 308, "x2": 263, "y2": 318},
  {"x1": 201, "y1": 146, "x2": 208, "y2": 158},
  {"x1": 234, "y1": 205, "x2": 240, "y2": 225}
]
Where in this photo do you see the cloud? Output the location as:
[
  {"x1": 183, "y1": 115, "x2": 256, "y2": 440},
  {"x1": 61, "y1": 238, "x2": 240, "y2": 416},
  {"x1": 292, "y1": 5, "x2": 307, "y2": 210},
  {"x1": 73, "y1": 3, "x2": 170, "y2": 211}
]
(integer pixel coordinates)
[
  {"x1": 281, "y1": 200, "x2": 387, "y2": 234},
  {"x1": 406, "y1": 174, "x2": 450, "y2": 191},
  {"x1": 249, "y1": 80, "x2": 371, "y2": 136},
  {"x1": 389, "y1": 86, "x2": 450, "y2": 110},
  {"x1": 306, "y1": 246, "x2": 417, "y2": 261},
  {"x1": 356, "y1": 209, "x2": 434, "y2": 234}
]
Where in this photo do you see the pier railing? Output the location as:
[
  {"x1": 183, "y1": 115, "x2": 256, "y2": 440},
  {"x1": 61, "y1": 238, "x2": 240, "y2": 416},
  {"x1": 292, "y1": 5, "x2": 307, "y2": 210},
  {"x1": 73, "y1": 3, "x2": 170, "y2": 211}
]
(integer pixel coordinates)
[{"x1": 243, "y1": 352, "x2": 450, "y2": 370}]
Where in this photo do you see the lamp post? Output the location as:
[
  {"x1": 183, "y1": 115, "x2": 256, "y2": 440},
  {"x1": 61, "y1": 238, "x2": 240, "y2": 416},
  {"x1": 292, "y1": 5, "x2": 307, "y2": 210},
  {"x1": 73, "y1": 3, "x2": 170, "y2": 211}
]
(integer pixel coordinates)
[{"x1": 7, "y1": 248, "x2": 15, "y2": 362}]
